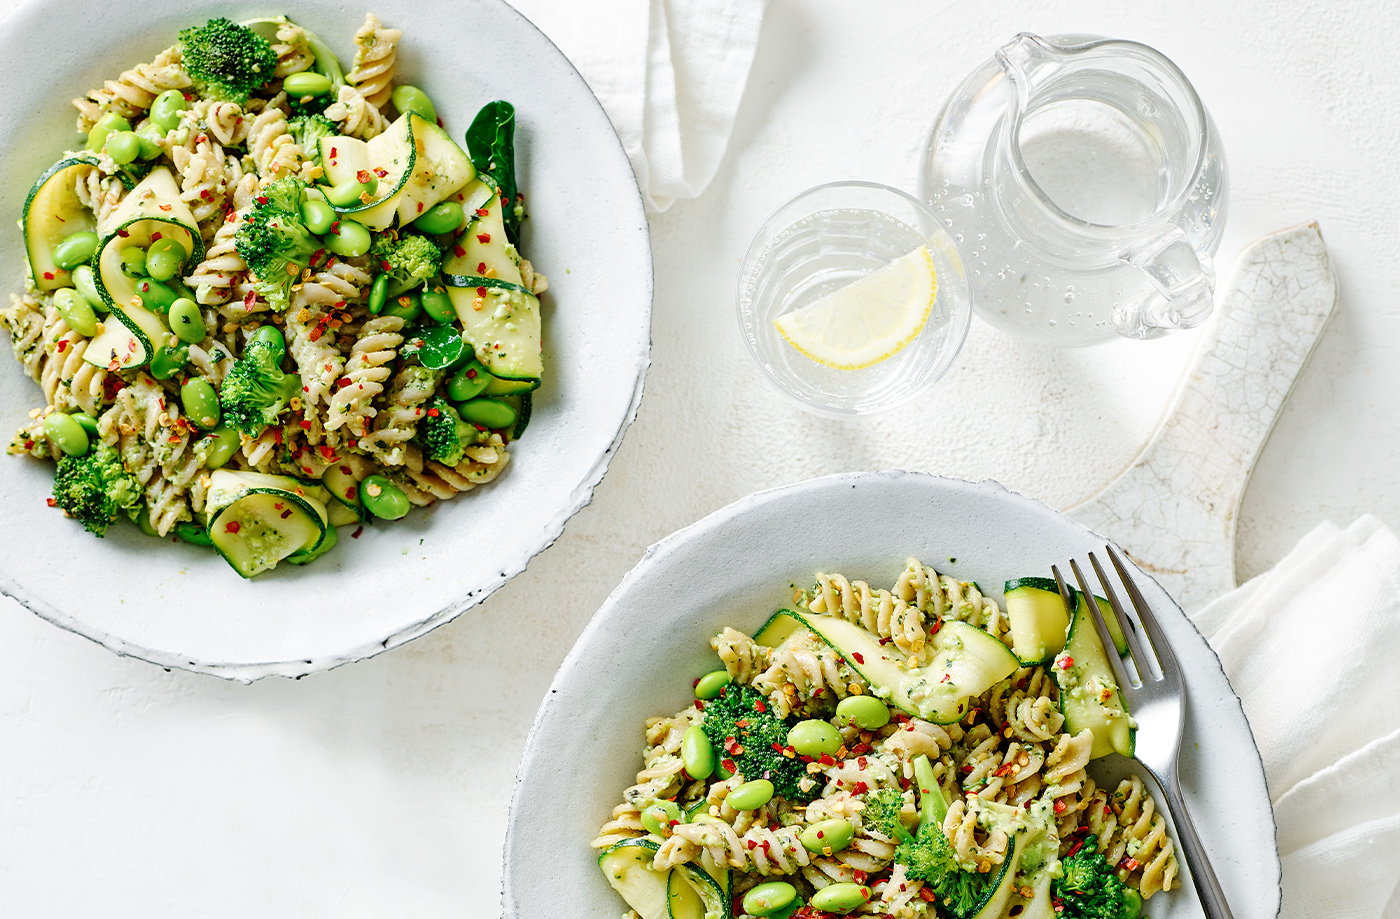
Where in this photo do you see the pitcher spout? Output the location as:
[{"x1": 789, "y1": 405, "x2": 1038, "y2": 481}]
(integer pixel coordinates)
[{"x1": 995, "y1": 33, "x2": 1065, "y2": 106}]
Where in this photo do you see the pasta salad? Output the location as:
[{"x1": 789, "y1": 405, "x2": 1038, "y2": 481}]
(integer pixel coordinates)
[
  {"x1": 595, "y1": 558, "x2": 1179, "y2": 919},
  {"x1": 4, "y1": 14, "x2": 546, "y2": 576}
]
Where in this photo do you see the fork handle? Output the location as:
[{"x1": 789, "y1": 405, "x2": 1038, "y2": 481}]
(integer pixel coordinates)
[{"x1": 1161, "y1": 771, "x2": 1236, "y2": 918}]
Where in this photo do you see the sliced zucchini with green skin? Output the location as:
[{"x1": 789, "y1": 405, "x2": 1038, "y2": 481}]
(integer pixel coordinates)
[
  {"x1": 755, "y1": 609, "x2": 1020, "y2": 723},
  {"x1": 321, "y1": 113, "x2": 474, "y2": 230},
  {"x1": 1087, "y1": 591, "x2": 1129, "y2": 657},
  {"x1": 483, "y1": 375, "x2": 539, "y2": 396},
  {"x1": 1005, "y1": 576, "x2": 1074, "y2": 665},
  {"x1": 393, "y1": 114, "x2": 475, "y2": 227},
  {"x1": 967, "y1": 832, "x2": 1026, "y2": 919},
  {"x1": 209, "y1": 489, "x2": 328, "y2": 578},
  {"x1": 1054, "y1": 593, "x2": 1135, "y2": 758},
  {"x1": 321, "y1": 462, "x2": 367, "y2": 515},
  {"x1": 673, "y1": 862, "x2": 727, "y2": 919},
  {"x1": 23, "y1": 156, "x2": 98, "y2": 291},
  {"x1": 598, "y1": 839, "x2": 670, "y2": 919},
  {"x1": 664, "y1": 870, "x2": 708, "y2": 919}
]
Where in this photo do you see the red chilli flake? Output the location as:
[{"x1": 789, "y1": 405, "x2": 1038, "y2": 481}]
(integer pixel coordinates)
[
  {"x1": 474, "y1": 208, "x2": 489, "y2": 217},
  {"x1": 224, "y1": 521, "x2": 241, "y2": 534},
  {"x1": 753, "y1": 699, "x2": 767, "y2": 713},
  {"x1": 42, "y1": 271, "x2": 55, "y2": 281},
  {"x1": 350, "y1": 526, "x2": 364, "y2": 539},
  {"x1": 45, "y1": 497, "x2": 57, "y2": 507},
  {"x1": 452, "y1": 244, "x2": 466, "y2": 258},
  {"x1": 355, "y1": 169, "x2": 373, "y2": 184},
  {"x1": 1065, "y1": 837, "x2": 1086, "y2": 858},
  {"x1": 279, "y1": 508, "x2": 293, "y2": 519},
  {"x1": 851, "y1": 651, "x2": 865, "y2": 664},
  {"x1": 721, "y1": 758, "x2": 737, "y2": 775},
  {"x1": 1121, "y1": 857, "x2": 1141, "y2": 872},
  {"x1": 476, "y1": 233, "x2": 491, "y2": 244},
  {"x1": 426, "y1": 407, "x2": 440, "y2": 417},
  {"x1": 850, "y1": 781, "x2": 869, "y2": 796},
  {"x1": 1058, "y1": 656, "x2": 1075, "y2": 670},
  {"x1": 256, "y1": 196, "x2": 268, "y2": 205},
  {"x1": 476, "y1": 286, "x2": 487, "y2": 297},
  {"x1": 476, "y1": 261, "x2": 488, "y2": 273},
  {"x1": 55, "y1": 340, "x2": 68, "y2": 353}
]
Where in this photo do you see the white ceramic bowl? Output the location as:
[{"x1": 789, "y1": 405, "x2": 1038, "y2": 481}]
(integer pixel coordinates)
[
  {"x1": 504, "y1": 471, "x2": 1280, "y2": 918},
  {"x1": 0, "y1": 0, "x2": 650, "y2": 680}
]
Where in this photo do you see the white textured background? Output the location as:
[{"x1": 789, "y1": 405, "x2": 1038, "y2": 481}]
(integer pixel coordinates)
[{"x1": 2, "y1": 0, "x2": 1398, "y2": 915}]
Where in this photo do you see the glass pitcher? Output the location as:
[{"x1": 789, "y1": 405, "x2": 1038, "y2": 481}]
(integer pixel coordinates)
[{"x1": 920, "y1": 33, "x2": 1227, "y2": 346}]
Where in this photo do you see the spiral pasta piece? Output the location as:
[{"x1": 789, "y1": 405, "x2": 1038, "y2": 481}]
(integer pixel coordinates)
[
  {"x1": 72, "y1": 45, "x2": 189, "y2": 132},
  {"x1": 186, "y1": 99, "x2": 253, "y2": 148},
  {"x1": 654, "y1": 822, "x2": 811, "y2": 876},
  {"x1": 167, "y1": 132, "x2": 234, "y2": 227},
  {"x1": 359, "y1": 364, "x2": 442, "y2": 467},
  {"x1": 345, "y1": 13, "x2": 401, "y2": 110},
  {"x1": 247, "y1": 93, "x2": 310, "y2": 179},
  {"x1": 808, "y1": 571, "x2": 927, "y2": 660},
  {"x1": 37, "y1": 306, "x2": 108, "y2": 416},
  {"x1": 894, "y1": 557, "x2": 1008, "y2": 636},
  {"x1": 752, "y1": 628, "x2": 857, "y2": 717},
  {"x1": 711, "y1": 627, "x2": 772, "y2": 684},
  {"x1": 325, "y1": 84, "x2": 387, "y2": 139},
  {"x1": 325, "y1": 315, "x2": 403, "y2": 435},
  {"x1": 271, "y1": 21, "x2": 316, "y2": 78}
]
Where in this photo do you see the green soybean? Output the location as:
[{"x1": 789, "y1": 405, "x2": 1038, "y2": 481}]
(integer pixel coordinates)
[
  {"x1": 251, "y1": 323, "x2": 286, "y2": 354},
  {"x1": 639, "y1": 800, "x2": 682, "y2": 836},
  {"x1": 135, "y1": 277, "x2": 178, "y2": 312},
  {"x1": 457, "y1": 397, "x2": 516, "y2": 430},
  {"x1": 52, "y1": 231, "x2": 99, "y2": 270},
  {"x1": 86, "y1": 113, "x2": 131, "y2": 152},
  {"x1": 283, "y1": 71, "x2": 333, "y2": 97},
  {"x1": 174, "y1": 521, "x2": 213, "y2": 547},
  {"x1": 120, "y1": 246, "x2": 147, "y2": 278},
  {"x1": 201, "y1": 425, "x2": 240, "y2": 469},
  {"x1": 135, "y1": 121, "x2": 165, "y2": 160},
  {"x1": 391, "y1": 84, "x2": 437, "y2": 124},
  {"x1": 71, "y1": 412, "x2": 99, "y2": 439},
  {"x1": 359, "y1": 474, "x2": 410, "y2": 520},
  {"x1": 446, "y1": 361, "x2": 490, "y2": 401},
  {"x1": 413, "y1": 200, "x2": 463, "y2": 235},
  {"x1": 144, "y1": 237, "x2": 186, "y2": 281},
  {"x1": 835, "y1": 695, "x2": 891, "y2": 730},
  {"x1": 71, "y1": 266, "x2": 105, "y2": 312},
  {"x1": 787, "y1": 719, "x2": 842, "y2": 757},
  {"x1": 326, "y1": 219, "x2": 371, "y2": 257},
  {"x1": 381, "y1": 290, "x2": 422, "y2": 323},
  {"x1": 301, "y1": 190, "x2": 335, "y2": 235},
  {"x1": 168, "y1": 298, "x2": 206, "y2": 344},
  {"x1": 420, "y1": 286, "x2": 456, "y2": 323},
  {"x1": 716, "y1": 759, "x2": 734, "y2": 780},
  {"x1": 695, "y1": 670, "x2": 730, "y2": 701},
  {"x1": 43, "y1": 411, "x2": 89, "y2": 457},
  {"x1": 809, "y1": 883, "x2": 870, "y2": 914},
  {"x1": 367, "y1": 273, "x2": 390, "y2": 315},
  {"x1": 324, "y1": 179, "x2": 377, "y2": 208},
  {"x1": 180, "y1": 378, "x2": 220, "y2": 429},
  {"x1": 53, "y1": 288, "x2": 98, "y2": 337},
  {"x1": 148, "y1": 343, "x2": 188, "y2": 380},
  {"x1": 680, "y1": 724, "x2": 714, "y2": 780},
  {"x1": 104, "y1": 131, "x2": 141, "y2": 165},
  {"x1": 149, "y1": 89, "x2": 188, "y2": 131},
  {"x1": 742, "y1": 881, "x2": 798, "y2": 916},
  {"x1": 799, "y1": 818, "x2": 855, "y2": 854},
  {"x1": 728, "y1": 779, "x2": 774, "y2": 811}
]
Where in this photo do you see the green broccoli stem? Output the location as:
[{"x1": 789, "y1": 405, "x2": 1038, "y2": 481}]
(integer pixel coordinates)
[
  {"x1": 303, "y1": 34, "x2": 345, "y2": 92},
  {"x1": 913, "y1": 755, "x2": 948, "y2": 827}
]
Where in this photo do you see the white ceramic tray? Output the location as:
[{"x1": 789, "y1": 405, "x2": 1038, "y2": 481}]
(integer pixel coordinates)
[
  {"x1": 504, "y1": 471, "x2": 1280, "y2": 917},
  {"x1": 0, "y1": 0, "x2": 650, "y2": 680}
]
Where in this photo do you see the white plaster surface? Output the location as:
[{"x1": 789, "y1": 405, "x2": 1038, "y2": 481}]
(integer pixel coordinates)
[{"x1": 2, "y1": 0, "x2": 1398, "y2": 915}]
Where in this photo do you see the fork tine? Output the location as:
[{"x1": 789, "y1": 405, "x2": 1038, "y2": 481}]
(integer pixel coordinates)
[
  {"x1": 1067, "y1": 558, "x2": 1137, "y2": 694},
  {"x1": 1104, "y1": 544, "x2": 1181, "y2": 677},
  {"x1": 1087, "y1": 550, "x2": 1156, "y2": 678}
]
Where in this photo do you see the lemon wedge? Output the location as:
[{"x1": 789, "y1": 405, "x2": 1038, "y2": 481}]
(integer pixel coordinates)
[{"x1": 773, "y1": 245, "x2": 938, "y2": 370}]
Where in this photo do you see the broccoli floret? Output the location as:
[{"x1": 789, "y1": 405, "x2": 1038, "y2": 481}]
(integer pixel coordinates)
[
  {"x1": 700, "y1": 685, "x2": 816, "y2": 804},
  {"x1": 235, "y1": 177, "x2": 319, "y2": 311},
  {"x1": 178, "y1": 18, "x2": 278, "y2": 103},
  {"x1": 1054, "y1": 836, "x2": 1143, "y2": 919},
  {"x1": 370, "y1": 232, "x2": 442, "y2": 290},
  {"x1": 417, "y1": 398, "x2": 481, "y2": 466},
  {"x1": 218, "y1": 336, "x2": 301, "y2": 435},
  {"x1": 862, "y1": 787, "x2": 910, "y2": 838},
  {"x1": 52, "y1": 444, "x2": 142, "y2": 536},
  {"x1": 289, "y1": 114, "x2": 337, "y2": 167}
]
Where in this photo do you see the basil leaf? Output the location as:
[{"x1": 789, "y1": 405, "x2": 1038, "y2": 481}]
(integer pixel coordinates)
[
  {"x1": 404, "y1": 323, "x2": 467, "y2": 370},
  {"x1": 465, "y1": 100, "x2": 519, "y2": 243}
]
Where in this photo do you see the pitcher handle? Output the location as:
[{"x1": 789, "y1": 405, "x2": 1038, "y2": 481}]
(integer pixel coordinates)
[{"x1": 1120, "y1": 229, "x2": 1216, "y2": 337}]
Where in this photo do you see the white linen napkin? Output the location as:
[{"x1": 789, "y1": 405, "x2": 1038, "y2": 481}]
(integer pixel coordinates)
[
  {"x1": 1192, "y1": 515, "x2": 1400, "y2": 917},
  {"x1": 509, "y1": 0, "x2": 769, "y2": 212}
]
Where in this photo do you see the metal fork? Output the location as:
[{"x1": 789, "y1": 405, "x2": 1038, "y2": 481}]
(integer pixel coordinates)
[{"x1": 1051, "y1": 545, "x2": 1234, "y2": 919}]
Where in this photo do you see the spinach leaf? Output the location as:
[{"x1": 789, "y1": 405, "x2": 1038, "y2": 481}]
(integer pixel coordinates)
[{"x1": 465, "y1": 100, "x2": 520, "y2": 243}]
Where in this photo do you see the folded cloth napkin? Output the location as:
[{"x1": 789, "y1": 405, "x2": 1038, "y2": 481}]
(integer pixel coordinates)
[
  {"x1": 509, "y1": 0, "x2": 769, "y2": 212},
  {"x1": 1193, "y1": 515, "x2": 1400, "y2": 917}
]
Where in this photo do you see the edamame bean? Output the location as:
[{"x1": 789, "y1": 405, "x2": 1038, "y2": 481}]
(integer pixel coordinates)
[
  {"x1": 809, "y1": 883, "x2": 870, "y2": 914},
  {"x1": 150, "y1": 89, "x2": 189, "y2": 131},
  {"x1": 86, "y1": 113, "x2": 131, "y2": 152},
  {"x1": 168, "y1": 297, "x2": 207, "y2": 344},
  {"x1": 787, "y1": 719, "x2": 842, "y2": 757},
  {"x1": 174, "y1": 521, "x2": 213, "y2": 547},
  {"x1": 43, "y1": 411, "x2": 89, "y2": 457},
  {"x1": 301, "y1": 190, "x2": 335, "y2": 235},
  {"x1": 283, "y1": 71, "x2": 333, "y2": 97},
  {"x1": 446, "y1": 361, "x2": 491, "y2": 402},
  {"x1": 359, "y1": 474, "x2": 410, "y2": 520},
  {"x1": 135, "y1": 277, "x2": 178, "y2": 312},
  {"x1": 144, "y1": 237, "x2": 186, "y2": 281},
  {"x1": 324, "y1": 179, "x2": 378, "y2": 208},
  {"x1": 72, "y1": 266, "x2": 105, "y2": 312},
  {"x1": 680, "y1": 724, "x2": 714, "y2": 780},
  {"x1": 413, "y1": 200, "x2": 464, "y2": 235},
  {"x1": 694, "y1": 670, "x2": 730, "y2": 701},
  {"x1": 835, "y1": 695, "x2": 891, "y2": 730},
  {"x1": 200, "y1": 425, "x2": 240, "y2": 469},
  {"x1": 457, "y1": 397, "x2": 516, "y2": 430},
  {"x1": 180, "y1": 378, "x2": 220, "y2": 429},
  {"x1": 120, "y1": 246, "x2": 147, "y2": 277},
  {"x1": 420, "y1": 286, "x2": 456, "y2": 323},
  {"x1": 639, "y1": 801, "x2": 682, "y2": 835},
  {"x1": 251, "y1": 323, "x2": 286, "y2": 354},
  {"x1": 53, "y1": 288, "x2": 98, "y2": 337},
  {"x1": 716, "y1": 759, "x2": 734, "y2": 780},
  {"x1": 391, "y1": 84, "x2": 437, "y2": 124},
  {"x1": 728, "y1": 779, "x2": 774, "y2": 811},
  {"x1": 799, "y1": 818, "x2": 855, "y2": 855},
  {"x1": 135, "y1": 121, "x2": 165, "y2": 160},
  {"x1": 52, "y1": 231, "x2": 99, "y2": 270},
  {"x1": 71, "y1": 412, "x2": 99, "y2": 439},
  {"x1": 326, "y1": 218, "x2": 371, "y2": 257},
  {"x1": 367, "y1": 273, "x2": 389, "y2": 315},
  {"x1": 381, "y1": 291, "x2": 422, "y2": 323},
  {"x1": 148, "y1": 343, "x2": 188, "y2": 380},
  {"x1": 104, "y1": 131, "x2": 141, "y2": 165},
  {"x1": 742, "y1": 881, "x2": 798, "y2": 917}
]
